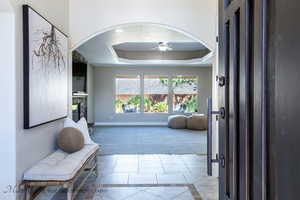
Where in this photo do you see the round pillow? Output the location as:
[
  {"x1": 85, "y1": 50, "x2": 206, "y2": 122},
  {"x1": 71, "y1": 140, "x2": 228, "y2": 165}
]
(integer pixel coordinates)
[{"x1": 57, "y1": 127, "x2": 84, "y2": 153}]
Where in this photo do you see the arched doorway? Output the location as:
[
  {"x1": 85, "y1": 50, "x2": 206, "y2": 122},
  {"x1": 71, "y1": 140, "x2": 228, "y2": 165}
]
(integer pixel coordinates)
[
  {"x1": 72, "y1": 22, "x2": 213, "y2": 51},
  {"x1": 69, "y1": 22, "x2": 219, "y2": 200}
]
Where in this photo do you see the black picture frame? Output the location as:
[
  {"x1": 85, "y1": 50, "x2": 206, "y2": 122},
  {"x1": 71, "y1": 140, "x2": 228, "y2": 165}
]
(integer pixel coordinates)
[{"x1": 23, "y1": 5, "x2": 69, "y2": 129}]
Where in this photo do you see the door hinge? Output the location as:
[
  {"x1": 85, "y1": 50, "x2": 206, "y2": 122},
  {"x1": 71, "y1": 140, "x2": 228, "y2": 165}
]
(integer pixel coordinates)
[
  {"x1": 219, "y1": 154, "x2": 226, "y2": 168},
  {"x1": 219, "y1": 107, "x2": 226, "y2": 119},
  {"x1": 218, "y1": 76, "x2": 226, "y2": 87},
  {"x1": 211, "y1": 107, "x2": 225, "y2": 119},
  {"x1": 211, "y1": 154, "x2": 219, "y2": 163},
  {"x1": 211, "y1": 154, "x2": 225, "y2": 168}
]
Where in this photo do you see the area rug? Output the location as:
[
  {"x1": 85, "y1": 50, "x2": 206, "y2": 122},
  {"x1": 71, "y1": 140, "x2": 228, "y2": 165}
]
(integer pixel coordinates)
[{"x1": 91, "y1": 126, "x2": 207, "y2": 155}]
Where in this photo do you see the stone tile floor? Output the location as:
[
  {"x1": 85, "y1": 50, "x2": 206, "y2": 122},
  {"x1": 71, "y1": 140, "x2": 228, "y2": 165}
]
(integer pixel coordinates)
[{"x1": 36, "y1": 154, "x2": 218, "y2": 200}]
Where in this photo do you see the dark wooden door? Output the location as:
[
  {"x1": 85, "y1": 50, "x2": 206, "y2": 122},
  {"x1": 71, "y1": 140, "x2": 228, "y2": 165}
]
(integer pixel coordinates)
[
  {"x1": 218, "y1": 0, "x2": 268, "y2": 200},
  {"x1": 219, "y1": 1, "x2": 300, "y2": 200},
  {"x1": 218, "y1": 0, "x2": 256, "y2": 199},
  {"x1": 267, "y1": 1, "x2": 300, "y2": 200}
]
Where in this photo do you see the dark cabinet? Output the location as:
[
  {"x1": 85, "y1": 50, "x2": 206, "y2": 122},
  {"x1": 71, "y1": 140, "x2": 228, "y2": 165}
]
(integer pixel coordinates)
[{"x1": 72, "y1": 62, "x2": 88, "y2": 122}]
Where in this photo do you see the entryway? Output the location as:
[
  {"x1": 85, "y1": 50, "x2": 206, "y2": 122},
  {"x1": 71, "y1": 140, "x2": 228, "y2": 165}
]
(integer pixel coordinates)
[
  {"x1": 65, "y1": 23, "x2": 219, "y2": 200},
  {"x1": 4, "y1": 0, "x2": 298, "y2": 199}
]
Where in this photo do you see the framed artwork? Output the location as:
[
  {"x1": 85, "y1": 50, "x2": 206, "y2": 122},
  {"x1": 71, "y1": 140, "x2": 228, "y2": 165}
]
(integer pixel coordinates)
[{"x1": 23, "y1": 5, "x2": 68, "y2": 129}]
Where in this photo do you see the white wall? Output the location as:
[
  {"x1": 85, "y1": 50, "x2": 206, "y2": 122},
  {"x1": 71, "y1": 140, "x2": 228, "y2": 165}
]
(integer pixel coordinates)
[
  {"x1": 93, "y1": 66, "x2": 212, "y2": 124},
  {"x1": 6, "y1": 0, "x2": 70, "y2": 199},
  {"x1": 0, "y1": 3, "x2": 17, "y2": 199},
  {"x1": 70, "y1": 0, "x2": 218, "y2": 50}
]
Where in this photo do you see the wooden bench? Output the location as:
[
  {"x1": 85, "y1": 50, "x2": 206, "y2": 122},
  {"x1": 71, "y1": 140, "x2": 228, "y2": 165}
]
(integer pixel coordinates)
[{"x1": 22, "y1": 144, "x2": 99, "y2": 200}]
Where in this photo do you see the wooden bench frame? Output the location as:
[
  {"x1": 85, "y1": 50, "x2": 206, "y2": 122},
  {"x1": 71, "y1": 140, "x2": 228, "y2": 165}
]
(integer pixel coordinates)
[{"x1": 23, "y1": 149, "x2": 99, "y2": 200}]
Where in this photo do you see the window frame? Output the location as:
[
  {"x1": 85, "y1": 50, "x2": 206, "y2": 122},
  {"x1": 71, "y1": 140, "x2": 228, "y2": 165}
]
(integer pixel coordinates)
[{"x1": 114, "y1": 73, "x2": 199, "y2": 114}]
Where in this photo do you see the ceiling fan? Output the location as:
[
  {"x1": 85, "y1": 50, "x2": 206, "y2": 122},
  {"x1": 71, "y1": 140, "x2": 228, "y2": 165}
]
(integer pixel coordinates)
[{"x1": 152, "y1": 42, "x2": 173, "y2": 51}]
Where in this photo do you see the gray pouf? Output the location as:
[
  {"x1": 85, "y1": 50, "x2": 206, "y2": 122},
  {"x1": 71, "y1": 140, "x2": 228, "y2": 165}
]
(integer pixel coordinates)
[
  {"x1": 168, "y1": 115, "x2": 187, "y2": 129},
  {"x1": 187, "y1": 114, "x2": 208, "y2": 130}
]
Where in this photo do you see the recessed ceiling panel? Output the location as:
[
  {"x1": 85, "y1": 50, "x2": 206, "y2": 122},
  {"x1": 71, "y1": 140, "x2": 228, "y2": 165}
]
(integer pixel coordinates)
[{"x1": 113, "y1": 42, "x2": 211, "y2": 60}]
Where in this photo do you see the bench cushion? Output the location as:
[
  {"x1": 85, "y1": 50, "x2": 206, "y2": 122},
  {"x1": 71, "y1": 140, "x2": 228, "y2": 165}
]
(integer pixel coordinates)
[{"x1": 23, "y1": 143, "x2": 99, "y2": 181}]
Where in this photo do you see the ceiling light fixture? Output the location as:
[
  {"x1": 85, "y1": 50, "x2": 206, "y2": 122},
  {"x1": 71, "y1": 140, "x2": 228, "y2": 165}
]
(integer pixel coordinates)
[
  {"x1": 158, "y1": 42, "x2": 172, "y2": 51},
  {"x1": 115, "y1": 29, "x2": 124, "y2": 33}
]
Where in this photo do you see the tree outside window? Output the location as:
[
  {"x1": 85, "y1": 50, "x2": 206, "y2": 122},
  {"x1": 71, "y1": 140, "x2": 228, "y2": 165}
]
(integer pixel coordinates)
[
  {"x1": 115, "y1": 75, "x2": 140, "y2": 113},
  {"x1": 144, "y1": 76, "x2": 169, "y2": 113},
  {"x1": 171, "y1": 76, "x2": 198, "y2": 113}
]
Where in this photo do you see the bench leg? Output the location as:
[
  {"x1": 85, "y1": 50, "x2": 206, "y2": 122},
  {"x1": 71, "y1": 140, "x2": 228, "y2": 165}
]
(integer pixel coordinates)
[
  {"x1": 94, "y1": 155, "x2": 99, "y2": 177},
  {"x1": 67, "y1": 184, "x2": 74, "y2": 200},
  {"x1": 25, "y1": 186, "x2": 32, "y2": 200}
]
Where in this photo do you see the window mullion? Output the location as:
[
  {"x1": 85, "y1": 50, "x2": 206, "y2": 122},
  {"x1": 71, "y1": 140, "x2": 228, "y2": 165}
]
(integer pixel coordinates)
[
  {"x1": 140, "y1": 73, "x2": 144, "y2": 113},
  {"x1": 197, "y1": 76, "x2": 199, "y2": 113},
  {"x1": 168, "y1": 75, "x2": 173, "y2": 113}
]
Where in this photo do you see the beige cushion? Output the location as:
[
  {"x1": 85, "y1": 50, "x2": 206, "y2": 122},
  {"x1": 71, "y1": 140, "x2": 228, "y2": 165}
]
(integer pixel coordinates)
[
  {"x1": 168, "y1": 115, "x2": 187, "y2": 129},
  {"x1": 58, "y1": 127, "x2": 84, "y2": 153},
  {"x1": 187, "y1": 114, "x2": 208, "y2": 130},
  {"x1": 23, "y1": 143, "x2": 99, "y2": 181}
]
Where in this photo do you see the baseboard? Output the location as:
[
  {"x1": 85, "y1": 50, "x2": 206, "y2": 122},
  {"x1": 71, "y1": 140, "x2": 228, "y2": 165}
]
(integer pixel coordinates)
[{"x1": 94, "y1": 122, "x2": 168, "y2": 126}]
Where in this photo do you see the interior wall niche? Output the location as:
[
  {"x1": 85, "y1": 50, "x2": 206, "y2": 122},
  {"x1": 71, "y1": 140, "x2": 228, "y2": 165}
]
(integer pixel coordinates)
[{"x1": 72, "y1": 50, "x2": 88, "y2": 122}]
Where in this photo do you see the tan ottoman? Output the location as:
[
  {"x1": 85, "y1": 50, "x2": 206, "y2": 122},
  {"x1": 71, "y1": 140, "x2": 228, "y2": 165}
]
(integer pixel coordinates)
[
  {"x1": 168, "y1": 115, "x2": 187, "y2": 129},
  {"x1": 187, "y1": 114, "x2": 207, "y2": 130}
]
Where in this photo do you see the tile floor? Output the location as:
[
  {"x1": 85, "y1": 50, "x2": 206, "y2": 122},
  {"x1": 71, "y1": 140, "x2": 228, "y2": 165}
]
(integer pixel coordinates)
[{"x1": 37, "y1": 154, "x2": 218, "y2": 200}]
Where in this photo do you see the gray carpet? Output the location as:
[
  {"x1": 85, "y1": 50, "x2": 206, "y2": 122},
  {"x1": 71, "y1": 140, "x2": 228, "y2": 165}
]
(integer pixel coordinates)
[{"x1": 91, "y1": 126, "x2": 207, "y2": 155}]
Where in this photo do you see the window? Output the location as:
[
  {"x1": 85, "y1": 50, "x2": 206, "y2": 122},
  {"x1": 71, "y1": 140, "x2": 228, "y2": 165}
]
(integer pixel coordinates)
[
  {"x1": 115, "y1": 75, "x2": 140, "y2": 113},
  {"x1": 115, "y1": 74, "x2": 198, "y2": 114},
  {"x1": 172, "y1": 75, "x2": 198, "y2": 113},
  {"x1": 144, "y1": 76, "x2": 169, "y2": 113}
]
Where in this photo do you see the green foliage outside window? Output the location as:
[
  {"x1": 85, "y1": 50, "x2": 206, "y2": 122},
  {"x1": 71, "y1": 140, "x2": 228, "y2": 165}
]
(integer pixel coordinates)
[
  {"x1": 186, "y1": 97, "x2": 198, "y2": 113},
  {"x1": 153, "y1": 102, "x2": 168, "y2": 113},
  {"x1": 115, "y1": 99, "x2": 125, "y2": 113},
  {"x1": 116, "y1": 95, "x2": 197, "y2": 113},
  {"x1": 116, "y1": 76, "x2": 198, "y2": 113},
  {"x1": 127, "y1": 95, "x2": 141, "y2": 108},
  {"x1": 144, "y1": 98, "x2": 152, "y2": 112},
  {"x1": 160, "y1": 77, "x2": 197, "y2": 87}
]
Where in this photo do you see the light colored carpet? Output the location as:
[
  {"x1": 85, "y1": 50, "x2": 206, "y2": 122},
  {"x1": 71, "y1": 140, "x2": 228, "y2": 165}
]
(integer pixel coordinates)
[{"x1": 91, "y1": 126, "x2": 207, "y2": 155}]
